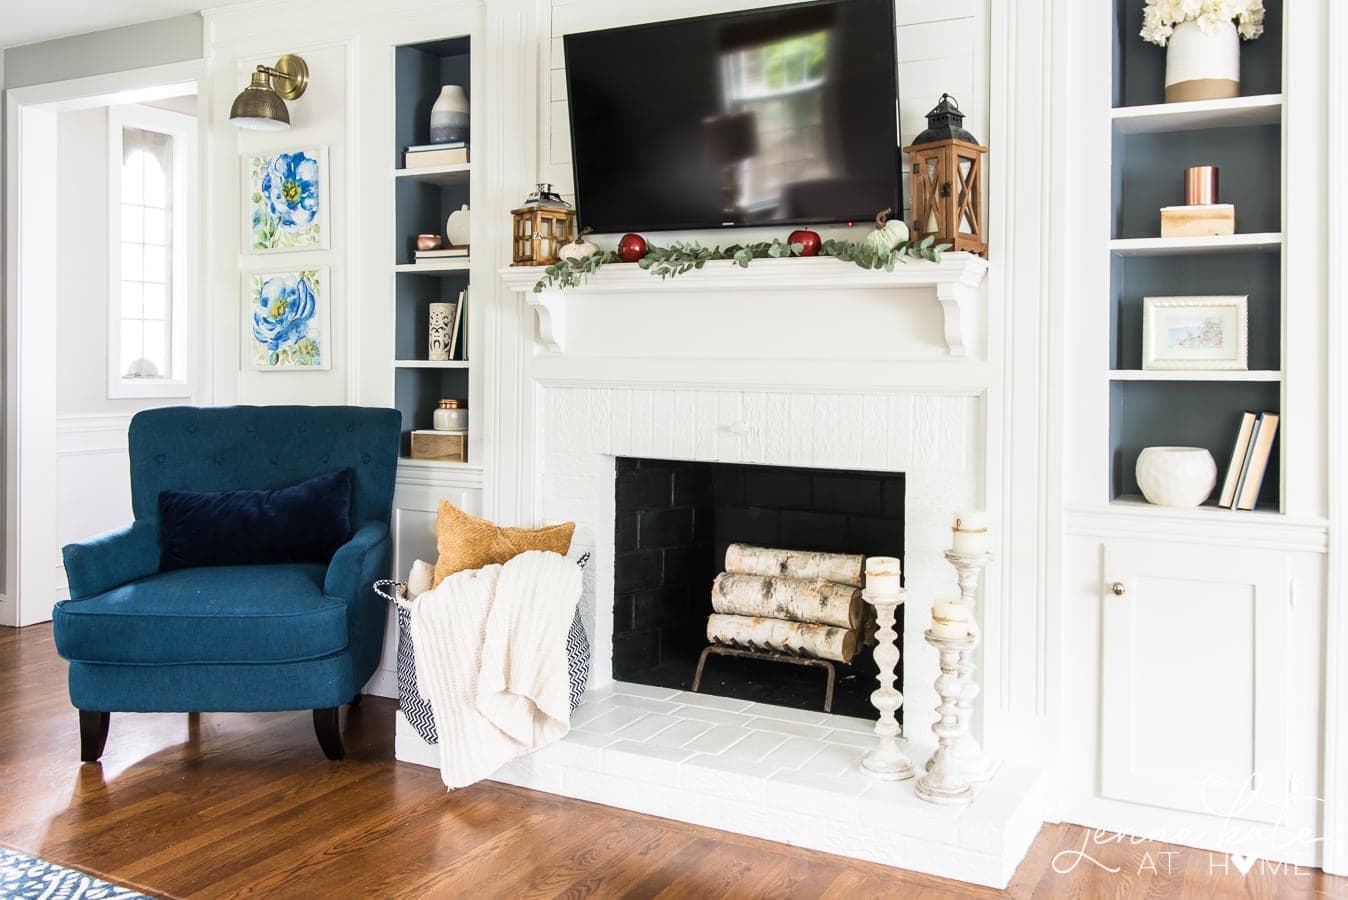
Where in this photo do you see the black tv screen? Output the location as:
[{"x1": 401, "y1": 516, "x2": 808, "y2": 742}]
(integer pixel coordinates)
[{"x1": 563, "y1": 0, "x2": 900, "y2": 234}]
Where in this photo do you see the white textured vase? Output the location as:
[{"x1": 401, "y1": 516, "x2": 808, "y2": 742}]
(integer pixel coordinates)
[
  {"x1": 445, "y1": 204, "x2": 470, "y2": 247},
  {"x1": 1165, "y1": 20, "x2": 1240, "y2": 103},
  {"x1": 429, "y1": 85, "x2": 470, "y2": 144},
  {"x1": 428, "y1": 302, "x2": 453, "y2": 361},
  {"x1": 1136, "y1": 446, "x2": 1218, "y2": 507}
]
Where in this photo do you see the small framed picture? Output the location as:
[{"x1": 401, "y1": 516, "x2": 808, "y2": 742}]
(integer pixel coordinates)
[
  {"x1": 243, "y1": 268, "x2": 331, "y2": 371},
  {"x1": 242, "y1": 146, "x2": 329, "y2": 253},
  {"x1": 1142, "y1": 295, "x2": 1248, "y2": 371}
]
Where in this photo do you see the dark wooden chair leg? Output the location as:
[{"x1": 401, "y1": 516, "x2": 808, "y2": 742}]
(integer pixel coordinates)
[
  {"x1": 313, "y1": 707, "x2": 344, "y2": 760},
  {"x1": 79, "y1": 710, "x2": 110, "y2": 763}
]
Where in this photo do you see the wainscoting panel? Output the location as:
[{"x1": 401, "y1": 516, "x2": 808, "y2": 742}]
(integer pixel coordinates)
[{"x1": 54, "y1": 415, "x2": 134, "y2": 603}]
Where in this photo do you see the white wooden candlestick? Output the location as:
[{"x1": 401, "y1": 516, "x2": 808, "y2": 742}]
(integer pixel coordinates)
[
  {"x1": 859, "y1": 587, "x2": 914, "y2": 781},
  {"x1": 916, "y1": 629, "x2": 975, "y2": 806},
  {"x1": 934, "y1": 549, "x2": 994, "y2": 782}
]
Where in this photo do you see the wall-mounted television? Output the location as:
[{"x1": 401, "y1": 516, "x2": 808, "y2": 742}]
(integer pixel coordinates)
[{"x1": 563, "y1": 0, "x2": 900, "y2": 235}]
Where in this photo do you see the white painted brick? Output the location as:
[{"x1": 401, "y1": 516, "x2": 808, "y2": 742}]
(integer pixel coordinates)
[
  {"x1": 671, "y1": 691, "x2": 754, "y2": 713},
  {"x1": 682, "y1": 725, "x2": 756, "y2": 756},
  {"x1": 806, "y1": 819, "x2": 906, "y2": 868},
  {"x1": 681, "y1": 754, "x2": 770, "y2": 806},
  {"x1": 823, "y1": 729, "x2": 878, "y2": 750},
  {"x1": 795, "y1": 743, "x2": 866, "y2": 778},
  {"x1": 716, "y1": 730, "x2": 788, "y2": 764},
  {"x1": 741, "y1": 702, "x2": 831, "y2": 727},
  {"x1": 612, "y1": 681, "x2": 681, "y2": 701},
  {"x1": 574, "y1": 706, "x2": 646, "y2": 735},
  {"x1": 857, "y1": 784, "x2": 962, "y2": 845},
  {"x1": 759, "y1": 736, "x2": 829, "y2": 772},
  {"x1": 602, "y1": 693, "x2": 678, "y2": 714},
  {"x1": 671, "y1": 705, "x2": 748, "y2": 727},
  {"x1": 745, "y1": 717, "x2": 830, "y2": 740},
  {"x1": 767, "y1": 770, "x2": 868, "y2": 823},
  {"x1": 718, "y1": 801, "x2": 816, "y2": 846},
  {"x1": 613, "y1": 713, "x2": 680, "y2": 742},
  {"x1": 644, "y1": 718, "x2": 714, "y2": 750},
  {"x1": 824, "y1": 715, "x2": 879, "y2": 736},
  {"x1": 602, "y1": 740, "x2": 691, "y2": 785},
  {"x1": 900, "y1": 837, "x2": 1007, "y2": 889}
]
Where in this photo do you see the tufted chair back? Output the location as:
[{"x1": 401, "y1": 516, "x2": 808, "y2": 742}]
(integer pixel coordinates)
[{"x1": 128, "y1": 406, "x2": 402, "y2": 526}]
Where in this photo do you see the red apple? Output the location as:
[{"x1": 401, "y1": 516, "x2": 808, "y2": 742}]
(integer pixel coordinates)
[
  {"x1": 618, "y1": 233, "x2": 648, "y2": 262},
  {"x1": 788, "y1": 229, "x2": 822, "y2": 257}
]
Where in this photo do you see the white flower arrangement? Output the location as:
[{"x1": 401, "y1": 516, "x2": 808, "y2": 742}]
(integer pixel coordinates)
[{"x1": 1140, "y1": 0, "x2": 1265, "y2": 46}]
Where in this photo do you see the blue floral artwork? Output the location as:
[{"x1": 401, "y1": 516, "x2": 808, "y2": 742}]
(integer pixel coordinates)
[
  {"x1": 245, "y1": 147, "x2": 327, "y2": 252},
  {"x1": 247, "y1": 269, "x2": 329, "y2": 370}
]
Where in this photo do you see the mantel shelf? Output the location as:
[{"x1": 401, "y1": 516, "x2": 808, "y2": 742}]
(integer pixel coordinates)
[{"x1": 498, "y1": 253, "x2": 990, "y2": 357}]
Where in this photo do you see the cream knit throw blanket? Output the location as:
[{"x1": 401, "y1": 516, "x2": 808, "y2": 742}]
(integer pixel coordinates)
[{"x1": 408, "y1": 550, "x2": 582, "y2": 789}]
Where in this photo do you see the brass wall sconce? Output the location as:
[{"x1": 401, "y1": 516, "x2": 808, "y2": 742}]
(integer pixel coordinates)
[{"x1": 229, "y1": 54, "x2": 309, "y2": 130}]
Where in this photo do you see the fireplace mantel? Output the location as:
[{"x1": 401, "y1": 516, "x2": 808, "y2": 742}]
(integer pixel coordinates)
[{"x1": 499, "y1": 253, "x2": 990, "y2": 357}]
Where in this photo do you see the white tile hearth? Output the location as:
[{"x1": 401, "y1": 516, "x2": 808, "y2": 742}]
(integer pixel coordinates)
[{"x1": 396, "y1": 682, "x2": 1046, "y2": 887}]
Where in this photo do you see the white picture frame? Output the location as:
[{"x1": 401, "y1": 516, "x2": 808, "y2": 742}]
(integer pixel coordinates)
[
  {"x1": 243, "y1": 267, "x2": 332, "y2": 371},
  {"x1": 1142, "y1": 295, "x2": 1249, "y2": 371},
  {"x1": 242, "y1": 145, "x2": 330, "y2": 253}
]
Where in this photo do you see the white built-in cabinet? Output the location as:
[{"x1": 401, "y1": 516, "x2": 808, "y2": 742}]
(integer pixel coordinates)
[
  {"x1": 1099, "y1": 540, "x2": 1292, "y2": 821},
  {"x1": 1058, "y1": 0, "x2": 1333, "y2": 868}
]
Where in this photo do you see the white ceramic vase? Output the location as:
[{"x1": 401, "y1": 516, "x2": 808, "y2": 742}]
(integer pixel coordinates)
[
  {"x1": 428, "y1": 302, "x2": 453, "y2": 361},
  {"x1": 1136, "y1": 446, "x2": 1218, "y2": 507},
  {"x1": 1165, "y1": 19, "x2": 1240, "y2": 103},
  {"x1": 445, "y1": 204, "x2": 470, "y2": 247},
  {"x1": 429, "y1": 85, "x2": 469, "y2": 144}
]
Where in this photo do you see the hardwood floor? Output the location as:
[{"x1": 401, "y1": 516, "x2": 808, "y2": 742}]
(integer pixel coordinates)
[{"x1": 2, "y1": 623, "x2": 1343, "y2": 899}]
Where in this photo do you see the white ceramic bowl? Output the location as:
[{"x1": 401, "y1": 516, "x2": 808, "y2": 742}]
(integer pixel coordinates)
[{"x1": 1135, "y1": 446, "x2": 1218, "y2": 507}]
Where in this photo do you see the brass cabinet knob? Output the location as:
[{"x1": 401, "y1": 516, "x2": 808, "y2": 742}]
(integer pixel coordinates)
[{"x1": 1110, "y1": 581, "x2": 1126, "y2": 597}]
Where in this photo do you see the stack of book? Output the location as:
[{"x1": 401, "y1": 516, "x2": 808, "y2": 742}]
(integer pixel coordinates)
[
  {"x1": 1217, "y1": 411, "x2": 1279, "y2": 511},
  {"x1": 415, "y1": 246, "x2": 468, "y2": 264},
  {"x1": 440, "y1": 289, "x2": 468, "y2": 361},
  {"x1": 404, "y1": 142, "x2": 468, "y2": 169}
]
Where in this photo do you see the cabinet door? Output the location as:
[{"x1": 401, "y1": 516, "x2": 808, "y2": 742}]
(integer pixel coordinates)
[{"x1": 1100, "y1": 540, "x2": 1290, "y2": 822}]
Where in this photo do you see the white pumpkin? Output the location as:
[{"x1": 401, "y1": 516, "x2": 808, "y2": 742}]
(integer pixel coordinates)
[
  {"x1": 445, "y1": 204, "x2": 470, "y2": 246},
  {"x1": 559, "y1": 227, "x2": 599, "y2": 261},
  {"x1": 861, "y1": 208, "x2": 909, "y2": 254}
]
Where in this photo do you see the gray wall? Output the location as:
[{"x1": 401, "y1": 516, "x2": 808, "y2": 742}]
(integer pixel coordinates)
[
  {"x1": 1, "y1": 15, "x2": 203, "y2": 605},
  {"x1": 3, "y1": 15, "x2": 202, "y2": 88}
]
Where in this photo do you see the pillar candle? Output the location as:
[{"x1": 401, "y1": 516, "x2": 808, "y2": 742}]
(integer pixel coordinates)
[
  {"x1": 865, "y1": 556, "x2": 903, "y2": 595},
  {"x1": 951, "y1": 510, "x2": 989, "y2": 556},
  {"x1": 931, "y1": 599, "x2": 971, "y2": 639}
]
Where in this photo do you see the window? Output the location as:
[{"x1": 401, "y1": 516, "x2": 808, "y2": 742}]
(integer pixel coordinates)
[
  {"x1": 721, "y1": 30, "x2": 832, "y2": 211},
  {"x1": 107, "y1": 104, "x2": 196, "y2": 398}
]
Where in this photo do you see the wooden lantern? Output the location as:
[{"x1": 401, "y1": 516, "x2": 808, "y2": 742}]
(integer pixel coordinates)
[
  {"x1": 511, "y1": 205, "x2": 575, "y2": 267},
  {"x1": 901, "y1": 94, "x2": 988, "y2": 257}
]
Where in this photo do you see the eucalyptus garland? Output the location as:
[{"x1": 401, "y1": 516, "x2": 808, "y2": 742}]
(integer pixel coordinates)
[{"x1": 532, "y1": 235, "x2": 953, "y2": 293}]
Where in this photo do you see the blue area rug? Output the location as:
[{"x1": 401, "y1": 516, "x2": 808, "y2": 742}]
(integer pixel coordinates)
[{"x1": 0, "y1": 846, "x2": 151, "y2": 899}]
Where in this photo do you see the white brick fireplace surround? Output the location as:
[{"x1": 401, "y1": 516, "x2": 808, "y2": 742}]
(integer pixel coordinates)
[{"x1": 398, "y1": 259, "x2": 1049, "y2": 888}]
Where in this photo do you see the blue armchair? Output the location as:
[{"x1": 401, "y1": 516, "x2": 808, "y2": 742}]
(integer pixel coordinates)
[{"x1": 52, "y1": 405, "x2": 401, "y2": 762}]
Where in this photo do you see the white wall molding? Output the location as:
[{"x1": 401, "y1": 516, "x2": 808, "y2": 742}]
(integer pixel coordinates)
[{"x1": 1322, "y1": 0, "x2": 1348, "y2": 875}]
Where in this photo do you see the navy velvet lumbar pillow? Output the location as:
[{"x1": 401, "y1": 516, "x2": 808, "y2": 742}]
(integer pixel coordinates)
[{"x1": 158, "y1": 468, "x2": 354, "y2": 570}]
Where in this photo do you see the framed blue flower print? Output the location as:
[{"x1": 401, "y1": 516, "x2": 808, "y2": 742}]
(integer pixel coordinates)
[
  {"x1": 243, "y1": 147, "x2": 329, "y2": 252},
  {"x1": 245, "y1": 268, "x2": 330, "y2": 370}
]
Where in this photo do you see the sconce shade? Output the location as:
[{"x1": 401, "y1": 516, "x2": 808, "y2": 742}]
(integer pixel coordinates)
[
  {"x1": 230, "y1": 54, "x2": 309, "y2": 131},
  {"x1": 230, "y1": 71, "x2": 291, "y2": 131}
]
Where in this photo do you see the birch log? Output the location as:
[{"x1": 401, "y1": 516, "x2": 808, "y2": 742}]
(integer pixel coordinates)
[
  {"x1": 711, "y1": 573, "x2": 863, "y2": 629},
  {"x1": 724, "y1": 543, "x2": 865, "y2": 588},
  {"x1": 706, "y1": 613, "x2": 859, "y2": 663}
]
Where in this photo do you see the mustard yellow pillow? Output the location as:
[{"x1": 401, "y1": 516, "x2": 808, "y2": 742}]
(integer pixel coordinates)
[{"x1": 432, "y1": 500, "x2": 576, "y2": 586}]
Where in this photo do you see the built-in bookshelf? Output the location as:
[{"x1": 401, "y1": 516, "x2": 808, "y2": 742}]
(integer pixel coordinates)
[
  {"x1": 1107, "y1": 0, "x2": 1284, "y2": 511},
  {"x1": 392, "y1": 36, "x2": 472, "y2": 463}
]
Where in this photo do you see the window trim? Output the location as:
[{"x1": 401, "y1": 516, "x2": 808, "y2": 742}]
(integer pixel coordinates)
[{"x1": 106, "y1": 103, "x2": 197, "y2": 399}]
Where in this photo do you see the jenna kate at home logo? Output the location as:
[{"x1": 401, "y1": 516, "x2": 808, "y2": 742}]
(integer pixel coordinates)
[{"x1": 1051, "y1": 772, "x2": 1330, "y2": 880}]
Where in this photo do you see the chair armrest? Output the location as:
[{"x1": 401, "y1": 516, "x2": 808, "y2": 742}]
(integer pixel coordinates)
[
  {"x1": 62, "y1": 522, "x2": 161, "y2": 600},
  {"x1": 324, "y1": 522, "x2": 391, "y2": 601}
]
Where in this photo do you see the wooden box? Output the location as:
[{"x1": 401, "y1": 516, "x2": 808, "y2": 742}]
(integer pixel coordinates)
[
  {"x1": 1160, "y1": 203, "x2": 1235, "y2": 238},
  {"x1": 410, "y1": 429, "x2": 466, "y2": 462}
]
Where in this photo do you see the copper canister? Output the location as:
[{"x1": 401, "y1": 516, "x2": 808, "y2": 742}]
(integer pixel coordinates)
[{"x1": 1185, "y1": 166, "x2": 1219, "y2": 205}]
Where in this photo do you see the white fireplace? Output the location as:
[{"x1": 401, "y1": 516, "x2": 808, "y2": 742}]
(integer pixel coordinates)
[{"x1": 397, "y1": 256, "x2": 1047, "y2": 887}]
